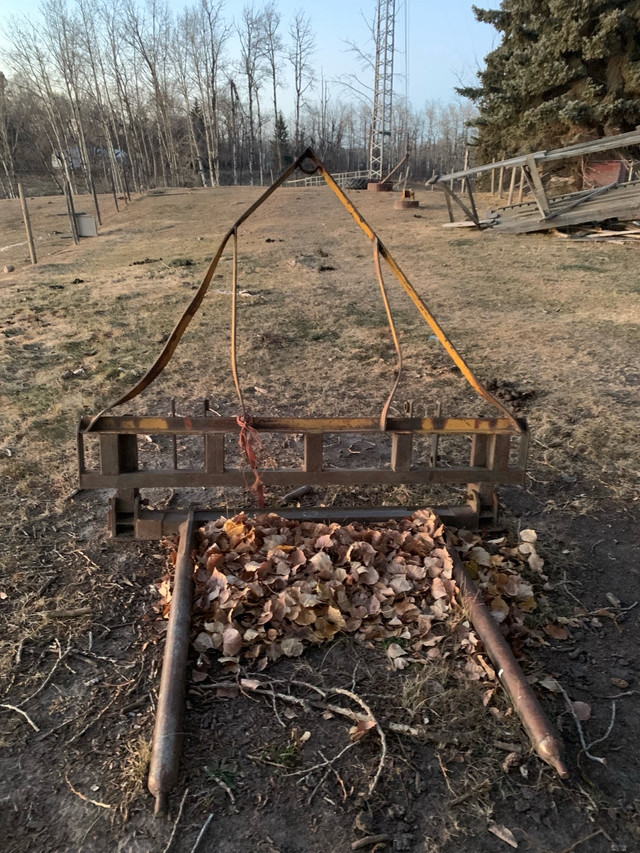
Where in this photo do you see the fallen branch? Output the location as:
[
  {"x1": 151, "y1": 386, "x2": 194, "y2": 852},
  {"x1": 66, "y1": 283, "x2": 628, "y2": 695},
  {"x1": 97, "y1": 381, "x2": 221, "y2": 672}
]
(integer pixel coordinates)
[
  {"x1": 555, "y1": 828, "x2": 604, "y2": 853},
  {"x1": 450, "y1": 779, "x2": 491, "y2": 806},
  {"x1": 161, "y1": 788, "x2": 188, "y2": 853},
  {"x1": 284, "y1": 741, "x2": 358, "y2": 778},
  {"x1": 38, "y1": 607, "x2": 92, "y2": 619},
  {"x1": 331, "y1": 687, "x2": 387, "y2": 797},
  {"x1": 17, "y1": 639, "x2": 71, "y2": 708},
  {"x1": 211, "y1": 679, "x2": 388, "y2": 796},
  {"x1": 211, "y1": 775, "x2": 235, "y2": 804},
  {"x1": 67, "y1": 688, "x2": 123, "y2": 745},
  {"x1": 65, "y1": 772, "x2": 112, "y2": 809},
  {"x1": 558, "y1": 682, "x2": 616, "y2": 765},
  {"x1": 0, "y1": 703, "x2": 40, "y2": 732},
  {"x1": 190, "y1": 814, "x2": 214, "y2": 853},
  {"x1": 352, "y1": 835, "x2": 391, "y2": 851}
]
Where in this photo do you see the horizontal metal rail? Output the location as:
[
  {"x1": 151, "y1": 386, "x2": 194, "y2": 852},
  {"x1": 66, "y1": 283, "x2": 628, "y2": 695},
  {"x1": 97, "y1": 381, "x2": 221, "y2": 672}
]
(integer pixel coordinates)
[
  {"x1": 80, "y1": 415, "x2": 523, "y2": 436},
  {"x1": 80, "y1": 466, "x2": 526, "y2": 490}
]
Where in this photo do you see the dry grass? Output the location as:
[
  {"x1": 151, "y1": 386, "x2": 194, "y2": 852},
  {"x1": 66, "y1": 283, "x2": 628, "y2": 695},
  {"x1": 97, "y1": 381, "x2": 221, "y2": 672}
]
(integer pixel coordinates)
[{"x1": 1, "y1": 184, "x2": 639, "y2": 851}]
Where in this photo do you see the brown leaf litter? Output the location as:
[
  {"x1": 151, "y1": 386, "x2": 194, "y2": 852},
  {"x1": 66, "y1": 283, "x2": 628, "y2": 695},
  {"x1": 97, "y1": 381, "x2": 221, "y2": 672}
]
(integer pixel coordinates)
[{"x1": 154, "y1": 509, "x2": 553, "y2": 686}]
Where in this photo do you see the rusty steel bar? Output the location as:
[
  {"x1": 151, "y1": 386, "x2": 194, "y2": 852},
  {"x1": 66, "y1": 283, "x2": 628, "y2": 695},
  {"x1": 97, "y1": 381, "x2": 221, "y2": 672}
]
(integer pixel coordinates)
[
  {"x1": 448, "y1": 545, "x2": 569, "y2": 779},
  {"x1": 81, "y1": 415, "x2": 523, "y2": 436},
  {"x1": 148, "y1": 512, "x2": 196, "y2": 815}
]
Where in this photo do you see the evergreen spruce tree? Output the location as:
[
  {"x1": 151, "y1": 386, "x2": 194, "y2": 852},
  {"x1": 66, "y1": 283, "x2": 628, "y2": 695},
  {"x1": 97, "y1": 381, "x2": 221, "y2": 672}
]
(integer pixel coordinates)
[{"x1": 459, "y1": 1, "x2": 640, "y2": 161}]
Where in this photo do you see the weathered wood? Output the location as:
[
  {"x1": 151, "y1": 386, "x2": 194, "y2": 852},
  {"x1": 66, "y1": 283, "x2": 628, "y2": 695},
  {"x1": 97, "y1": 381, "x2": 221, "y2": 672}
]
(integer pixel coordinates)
[
  {"x1": 507, "y1": 167, "x2": 517, "y2": 206},
  {"x1": 439, "y1": 184, "x2": 480, "y2": 227},
  {"x1": 524, "y1": 155, "x2": 550, "y2": 216},
  {"x1": 427, "y1": 126, "x2": 640, "y2": 184},
  {"x1": 541, "y1": 181, "x2": 618, "y2": 222},
  {"x1": 490, "y1": 181, "x2": 640, "y2": 234},
  {"x1": 17, "y1": 183, "x2": 37, "y2": 265},
  {"x1": 517, "y1": 168, "x2": 525, "y2": 204},
  {"x1": 443, "y1": 189, "x2": 455, "y2": 223}
]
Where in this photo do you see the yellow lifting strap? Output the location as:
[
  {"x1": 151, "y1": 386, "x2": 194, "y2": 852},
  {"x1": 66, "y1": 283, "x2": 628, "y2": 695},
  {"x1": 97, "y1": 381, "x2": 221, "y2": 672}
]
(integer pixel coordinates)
[{"x1": 84, "y1": 148, "x2": 522, "y2": 435}]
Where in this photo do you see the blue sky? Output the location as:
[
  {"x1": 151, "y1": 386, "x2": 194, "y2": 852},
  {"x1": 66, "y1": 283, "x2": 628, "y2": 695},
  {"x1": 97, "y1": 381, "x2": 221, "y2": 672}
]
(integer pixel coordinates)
[{"x1": 0, "y1": 0, "x2": 501, "y2": 108}]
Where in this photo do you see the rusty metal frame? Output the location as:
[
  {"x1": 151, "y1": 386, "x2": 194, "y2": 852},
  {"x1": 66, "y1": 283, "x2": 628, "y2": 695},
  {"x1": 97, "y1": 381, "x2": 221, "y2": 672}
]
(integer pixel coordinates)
[{"x1": 78, "y1": 414, "x2": 528, "y2": 537}]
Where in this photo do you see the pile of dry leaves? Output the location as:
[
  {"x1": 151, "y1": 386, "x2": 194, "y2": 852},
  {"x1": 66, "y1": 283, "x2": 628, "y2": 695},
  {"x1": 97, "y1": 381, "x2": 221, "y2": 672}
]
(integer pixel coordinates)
[{"x1": 155, "y1": 509, "x2": 550, "y2": 682}]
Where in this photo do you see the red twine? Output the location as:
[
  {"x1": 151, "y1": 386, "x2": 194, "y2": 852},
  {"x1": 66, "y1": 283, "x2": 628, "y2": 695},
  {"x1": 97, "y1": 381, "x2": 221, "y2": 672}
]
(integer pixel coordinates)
[{"x1": 236, "y1": 415, "x2": 265, "y2": 508}]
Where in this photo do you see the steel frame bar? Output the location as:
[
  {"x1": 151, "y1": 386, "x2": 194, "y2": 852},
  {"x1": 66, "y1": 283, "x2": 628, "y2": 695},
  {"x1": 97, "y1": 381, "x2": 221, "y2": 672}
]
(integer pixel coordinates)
[
  {"x1": 449, "y1": 546, "x2": 568, "y2": 778},
  {"x1": 147, "y1": 513, "x2": 195, "y2": 815}
]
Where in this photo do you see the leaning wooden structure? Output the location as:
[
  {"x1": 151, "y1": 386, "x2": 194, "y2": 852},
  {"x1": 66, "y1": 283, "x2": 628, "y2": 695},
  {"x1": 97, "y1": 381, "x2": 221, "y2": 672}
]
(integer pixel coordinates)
[{"x1": 428, "y1": 127, "x2": 640, "y2": 234}]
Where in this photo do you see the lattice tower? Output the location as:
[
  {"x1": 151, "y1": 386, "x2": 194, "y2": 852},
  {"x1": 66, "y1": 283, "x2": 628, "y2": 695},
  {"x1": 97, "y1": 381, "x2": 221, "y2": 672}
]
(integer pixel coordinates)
[{"x1": 369, "y1": 0, "x2": 396, "y2": 181}]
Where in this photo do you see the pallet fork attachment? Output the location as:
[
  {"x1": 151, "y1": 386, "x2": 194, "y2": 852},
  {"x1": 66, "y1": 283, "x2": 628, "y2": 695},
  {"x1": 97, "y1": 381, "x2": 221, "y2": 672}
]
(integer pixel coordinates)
[{"x1": 78, "y1": 151, "x2": 566, "y2": 813}]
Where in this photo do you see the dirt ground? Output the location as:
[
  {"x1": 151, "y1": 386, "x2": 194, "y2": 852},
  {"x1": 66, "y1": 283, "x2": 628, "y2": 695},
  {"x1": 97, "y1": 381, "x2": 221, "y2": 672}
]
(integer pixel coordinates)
[{"x1": 0, "y1": 177, "x2": 639, "y2": 853}]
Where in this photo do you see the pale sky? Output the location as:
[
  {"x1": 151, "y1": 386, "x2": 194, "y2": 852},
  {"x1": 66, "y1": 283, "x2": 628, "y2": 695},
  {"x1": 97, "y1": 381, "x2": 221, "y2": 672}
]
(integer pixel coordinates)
[{"x1": 0, "y1": 0, "x2": 502, "y2": 108}]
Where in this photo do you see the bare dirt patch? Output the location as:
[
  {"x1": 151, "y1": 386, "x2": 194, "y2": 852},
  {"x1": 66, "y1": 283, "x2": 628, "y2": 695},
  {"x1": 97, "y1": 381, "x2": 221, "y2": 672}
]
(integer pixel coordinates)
[{"x1": 0, "y1": 184, "x2": 638, "y2": 852}]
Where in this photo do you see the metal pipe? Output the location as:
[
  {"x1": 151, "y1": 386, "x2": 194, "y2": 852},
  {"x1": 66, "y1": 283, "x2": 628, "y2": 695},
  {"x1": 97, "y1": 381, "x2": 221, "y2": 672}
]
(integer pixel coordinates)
[
  {"x1": 447, "y1": 545, "x2": 569, "y2": 779},
  {"x1": 148, "y1": 512, "x2": 196, "y2": 815}
]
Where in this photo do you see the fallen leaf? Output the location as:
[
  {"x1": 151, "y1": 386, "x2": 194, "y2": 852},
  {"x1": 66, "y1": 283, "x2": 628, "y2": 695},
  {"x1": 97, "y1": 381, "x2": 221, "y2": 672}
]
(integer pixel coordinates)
[
  {"x1": 191, "y1": 669, "x2": 208, "y2": 683},
  {"x1": 281, "y1": 637, "x2": 304, "y2": 657},
  {"x1": 544, "y1": 622, "x2": 569, "y2": 641},
  {"x1": 222, "y1": 627, "x2": 242, "y2": 657},
  {"x1": 569, "y1": 701, "x2": 591, "y2": 721},
  {"x1": 519, "y1": 529, "x2": 537, "y2": 544},
  {"x1": 528, "y1": 552, "x2": 545, "y2": 572},
  {"x1": 193, "y1": 631, "x2": 214, "y2": 652},
  {"x1": 349, "y1": 719, "x2": 376, "y2": 741},
  {"x1": 386, "y1": 643, "x2": 406, "y2": 659},
  {"x1": 488, "y1": 820, "x2": 518, "y2": 848},
  {"x1": 216, "y1": 685, "x2": 239, "y2": 698},
  {"x1": 611, "y1": 677, "x2": 629, "y2": 689}
]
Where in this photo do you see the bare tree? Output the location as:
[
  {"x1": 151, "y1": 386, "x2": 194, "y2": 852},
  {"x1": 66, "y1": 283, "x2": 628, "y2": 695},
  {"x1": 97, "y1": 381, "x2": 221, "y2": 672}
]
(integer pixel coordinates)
[
  {"x1": 288, "y1": 10, "x2": 316, "y2": 153},
  {"x1": 0, "y1": 73, "x2": 18, "y2": 197},
  {"x1": 236, "y1": 5, "x2": 267, "y2": 184},
  {"x1": 260, "y1": 2, "x2": 283, "y2": 169}
]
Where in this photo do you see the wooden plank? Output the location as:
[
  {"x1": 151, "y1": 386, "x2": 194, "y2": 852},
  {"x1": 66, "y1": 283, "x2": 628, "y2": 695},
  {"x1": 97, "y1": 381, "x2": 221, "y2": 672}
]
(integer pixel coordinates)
[
  {"x1": 541, "y1": 181, "x2": 618, "y2": 221},
  {"x1": 427, "y1": 127, "x2": 640, "y2": 183},
  {"x1": 80, "y1": 466, "x2": 526, "y2": 490},
  {"x1": 391, "y1": 433, "x2": 413, "y2": 472},
  {"x1": 493, "y1": 189, "x2": 640, "y2": 233},
  {"x1": 439, "y1": 183, "x2": 480, "y2": 226},
  {"x1": 524, "y1": 155, "x2": 550, "y2": 216},
  {"x1": 443, "y1": 189, "x2": 455, "y2": 223},
  {"x1": 507, "y1": 167, "x2": 517, "y2": 205}
]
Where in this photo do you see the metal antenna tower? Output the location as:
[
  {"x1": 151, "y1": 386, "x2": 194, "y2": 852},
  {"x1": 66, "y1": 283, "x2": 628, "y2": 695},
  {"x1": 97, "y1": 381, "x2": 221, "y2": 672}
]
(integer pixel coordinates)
[{"x1": 369, "y1": 0, "x2": 396, "y2": 181}]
